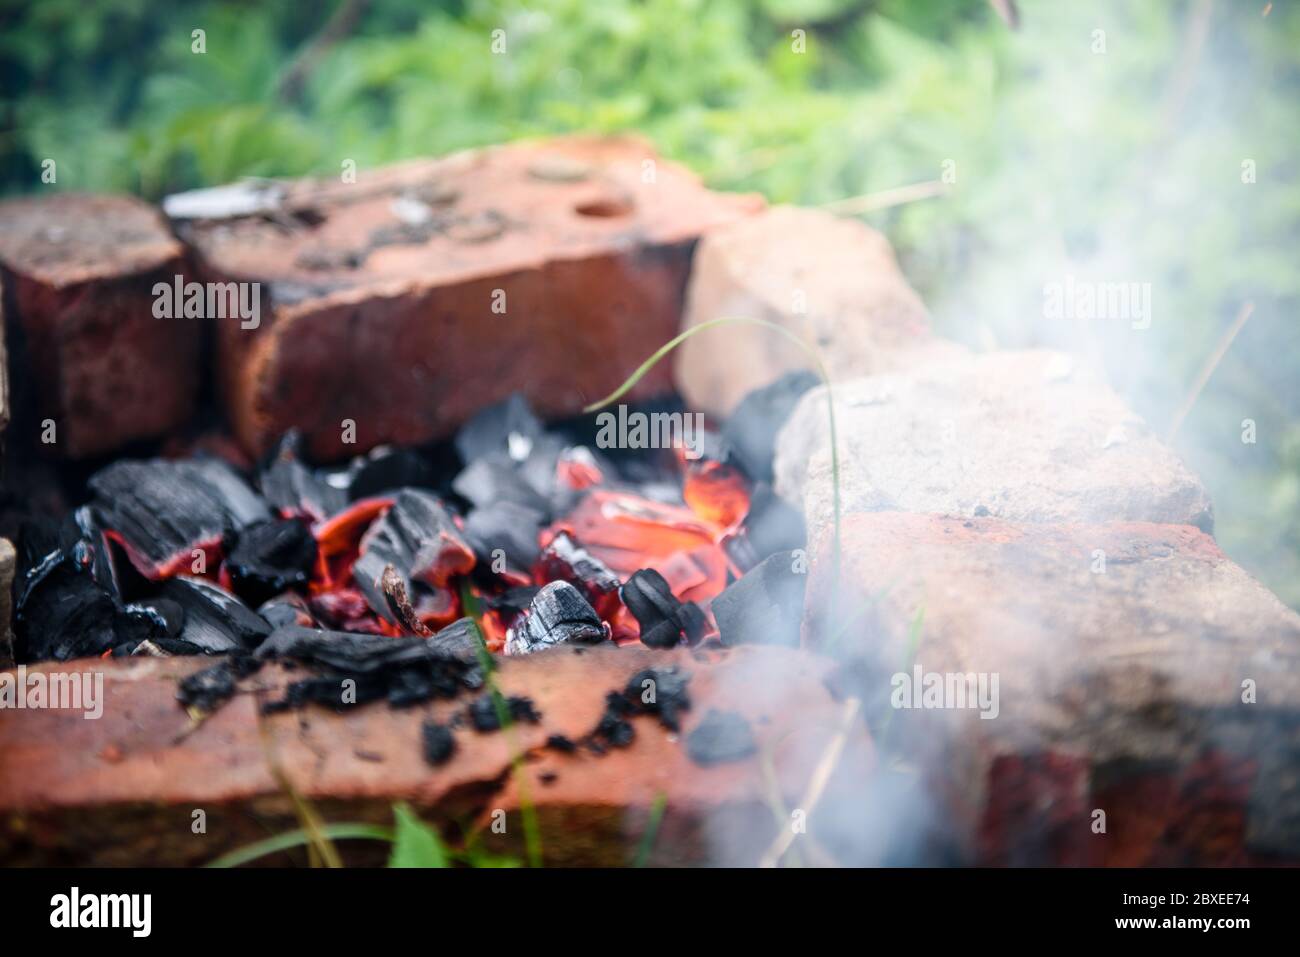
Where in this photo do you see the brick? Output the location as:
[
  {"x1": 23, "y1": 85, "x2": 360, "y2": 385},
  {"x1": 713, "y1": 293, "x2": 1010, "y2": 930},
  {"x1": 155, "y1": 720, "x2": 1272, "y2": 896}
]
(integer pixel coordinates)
[
  {"x1": 0, "y1": 644, "x2": 873, "y2": 866},
  {"x1": 0, "y1": 194, "x2": 198, "y2": 458},
  {"x1": 775, "y1": 350, "x2": 1214, "y2": 537},
  {"x1": 673, "y1": 205, "x2": 955, "y2": 416},
  {"x1": 803, "y1": 512, "x2": 1300, "y2": 864},
  {"x1": 178, "y1": 136, "x2": 763, "y2": 461}
]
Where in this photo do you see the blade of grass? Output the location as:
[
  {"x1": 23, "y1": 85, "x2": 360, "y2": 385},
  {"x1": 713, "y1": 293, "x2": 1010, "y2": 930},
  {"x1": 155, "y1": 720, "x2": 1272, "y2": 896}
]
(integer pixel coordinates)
[
  {"x1": 206, "y1": 823, "x2": 393, "y2": 869},
  {"x1": 632, "y1": 792, "x2": 668, "y2": 868}
]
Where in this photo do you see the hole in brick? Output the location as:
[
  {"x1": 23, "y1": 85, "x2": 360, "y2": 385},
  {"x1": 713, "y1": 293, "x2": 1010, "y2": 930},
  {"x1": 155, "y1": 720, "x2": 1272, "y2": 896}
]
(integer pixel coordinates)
[{"x1": 574, "y1": 196, "x2": 633, "y2": 218}]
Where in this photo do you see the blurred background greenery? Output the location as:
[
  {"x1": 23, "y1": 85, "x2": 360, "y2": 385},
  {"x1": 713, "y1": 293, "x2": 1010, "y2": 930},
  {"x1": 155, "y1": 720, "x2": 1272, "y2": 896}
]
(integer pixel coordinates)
[{"x1": 2, "y1": 0, "x2": 1297, "y2": 606}]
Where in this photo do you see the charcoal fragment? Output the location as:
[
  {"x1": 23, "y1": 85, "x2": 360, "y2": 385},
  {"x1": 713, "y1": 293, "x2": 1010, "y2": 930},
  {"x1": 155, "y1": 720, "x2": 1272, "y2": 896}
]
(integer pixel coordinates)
[
  {"x1": 545, "y1": 734, "x2": 577, "y2": 753},
  {"x1": 535, "y1": 532, "x2": 620, "y2": 617},
  {"x1": 468, "y1": 694, "x2": 541, "y2": 731},
  {"x1": 89, "y1": 458, "x2": 270, "y2": 578},
  {"x1": 452, "y1": 455, "x2": 550, "y2": 513},
  {"x1": 455, "y1": 393, "x2": 544, "y2": 465},
  {"x1": 176, "y1": 653, "x2": 262, "y2": 713},
  {"x1": 428, "y1": 617, "x2": 486, "y2": 663},
  {"x1": 259, "y1": 431, "x2": 349, "y2": 521},
  {"x1": 623, "y1": 667, "x2": 693, "y2": 732},
  {"x1": 723, "y1": 370, "x2": 819, "y2": 483},
  {"x1": 686, "y1": 709, "x2": 758, "y2": 766},
  {"x1": 257, "y1": 593, "x2": 316, "y2": 629},
  {"x1": 160, "y1": 577, "x2": 272, "y2": 653},
  {"x1": 740, "y1": 482, "x2": 806, "y2": 560},
  {"x1": 345, "y1": 446, "x2": 436, "y2": 500},
  {"x1": 710, "y1": 550, "x2": 805, "y2": 647},
  {"x1": 225, "y1": 518, "x2": 317, "y2": 606},
  {"x1": 463, "y1": 500, "x2": 546, "y2": 579},
  {"x1": 592, "y1": 691, "x2": 636, "y2": 748},
  {"x1": 621, "y1": 569, "x2": 707, "y2": 649},
  {"x1": 422, "y1": 721, "x2": 457, "y2": 766},
  {"x1": 504, "y1": 581, "x2": 608, "y2": 655}
]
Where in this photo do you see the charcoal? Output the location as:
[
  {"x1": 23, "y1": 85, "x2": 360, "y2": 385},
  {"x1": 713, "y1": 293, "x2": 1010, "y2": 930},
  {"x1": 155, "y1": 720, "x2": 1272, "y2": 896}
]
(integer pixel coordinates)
[
  {"x1": 545, "y1": 734, "x2": 578, "y2": 754},
  {"x1": 345, "y1": 446, "x2": 436, "y2": 501},
  {"x1": 225, "y1": 518, "x2": 317, "y2": 606},
  {"x1": 487, "y1": 586, "x2": 541, "y2": 619},
  {"x1": 454, "y1": 393, "x2": 544, "y2": 465},
  {"x1": 352, "y1": 490, "x2": 475, "y2": 625},
  {"x1": 592, "y1": 691, "x2": 636, "y2": 748},
  {"x1": 176, "y1": 653, "x2": 262, "y2": 713},
  {"x1": 255, "y1": 625, "x2": 446, "y2": 673},
  {"x1": 422, "y1": 721, "x2": 457, "y2": 766},
  {"x1": 264, "y1": 674, "x2": 390, "y2": 712},
  {"x1": 740, "y1": 482, "x2": 806, "y2": 560},
  {"x1": 463, "y1": 501, "x2": 546, "y2": 579},
  {"x1": 621, "y1": 569, "x2": 708, "y2": 649},
  {"x1": 123, "y1": 597, "x2": 185, "y2": 639},
  {"x1": 686, "y1": 709, "x2": 758, "y2": 766},
  {"x1": 259, "y1": 431, "x2": 348, "y2": 521},
  {"x1": 428, "y1": 617, "x2": 486, "y2": 663},
  {"x1": 623, "y1": 667, "x2": 693, "y2": 732},
  {"x1": 723, "y1": 370, "x2": 820, "y2": 483},
  {"x1": 452, "y1": 455, "x2": 550, "y2": 513},
  {"x1": 710, "y1": 550, "x2": 805, "y2": 648},
  {"x1": 89, "y1": 458, "x2": 270, "y2": 577},
  {"x1": 504, "y1": 581, "x2": 608, "y2": 655},
  {"x1": 468, "y1": 694, "x2": 541, "y2": 731},
  {"x1": 160, "y1": 577, "x2": 272, "y2": 653},
  {"x1": 257, "y1": 593, "x2": 316, "y2": 629},
  {"x1": 534, "y1": 532, "x2": 620, "y2": 617},
  {"x1": 13, "y1": 542, "x2": 159, "y2": 662}
]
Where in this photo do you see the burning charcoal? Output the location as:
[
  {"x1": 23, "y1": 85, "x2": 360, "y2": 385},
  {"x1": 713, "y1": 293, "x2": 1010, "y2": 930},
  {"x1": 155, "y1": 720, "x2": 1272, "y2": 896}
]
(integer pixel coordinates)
[
  {"x1": 468, "y1": 694, "x2": 541, "y2": 731},
  {"x1": 352, "y1": 490, "x2": 475, "y2": 626},
  {"x1": 739, "y1": 482, "x2": 806, "y2": 560},
  {"x1": 422, "y1": 721, "x2": 457, "y2": 766},
  {"x1": 723, "y1": 370, "x2": 819, "y2": 483},
  {"x1": 504, "y1": 581, "x2": 609, "y2": 655},
  {"x1": 176, "y1": 653, "x2": 262, "y2": 713},
  {"x1": 13, "y1": 541, "x2": 158, "y2": 662},
  {"x1": 259, "y1": 431, "x2": 348, "y2": 522},
  {"x1": 452, "y1": 455, "x2": 550, "y2": 513},
  {"x1": 160, "y1": 577, "x2": 272, "y2": 653},
  {"x1": 623, "y1": 667, "x2": 692, "y2": 732},
  {"x1": 463, "y1": 501, "x2": 546, "y2": 581},
  {"x1": 686, "y1": 709, "x2": 758, "y2": 766},
  {"x1": 345, "y1": 445, "x2": 436, "y2": 501},
  {"x1": 258, "y1": 593, "x2": 316, "y2": 629},
  {"x1": 534, "y1": 532, "x2": 621, "y2": 617},
  {"x1": 429, "y1": 617, "x2": 486, "y2": 663},
  {"x1": 455, "y1": 393, "x2": 544, "y2": 465},
  {"x1": 225, "y1": 518, "x2": 317, "y2": 606},
  {"x1": 710, "y1": 550, "x2": 805, "y2": 648},
  {"x1": 89, "y1": 458, "x2": 270, "y2": 578},
  {"x1": 621, "y1": 569, "x2": 708, "y2": 649}
]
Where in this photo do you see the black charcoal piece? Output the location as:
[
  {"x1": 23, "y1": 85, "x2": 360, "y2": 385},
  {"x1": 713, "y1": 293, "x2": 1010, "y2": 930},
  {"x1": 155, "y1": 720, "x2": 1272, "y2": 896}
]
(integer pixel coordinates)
[
  {"x1": 352, "y1": 490, "x2": 474, "y2": 624},
  {"x1": 160, "y1": 577, "x2": 272, "y2": 653},
  {"x1": 429, "y1": 617, "x2": 485, "y2": 663},
  {"x1": 452, "y1": 455, "x2": 550, "y2": 513},
  {"x1": 620, "y1": 569, "x2": 706, "y2": 649},
  {"x1": 89, "y1": 458, "x2": 270, "y2": 577},
  {"x1": 741, "y1": 482, "x2": 806, "y2": 559},
  {"x1": 535, "y1": 532, "x2": 620, "y2": 616},
  {"x1": 176, "y1": 653, "x2": 262, "y2": 713},
  {"x1": 463, "y1": 501, "x2": 547, "y2": 578},
  {"x1": 256, "y1": 625, "x2": 443, "y2": 672},
  {"x1": 592, "y1": 691, "x2": 636, "y2": 748},
  {"x1": 345, "y1": 446, "x2": 436, "y2": 501},
  {"x1": 623, "y1": 667, "x2": 693, "y2": 732},
  {"x1": 422, "y1": 721, "x2": 457, "y2": 766},
  {"x1": 454, "y1": 393, "x2": 545, "y2": 465},
  {"x1": 225, "y1": 518, "x2": 317, "y2": 606},
  {"x1": 123, "y1": 597, "x2": 185, "y2": 640},
  {"x1": 710, "y1": 550, "x2": 805, "y2": 648},
  {"x1": 545, "y1": 734, "x2": 577, "y2": 753},
  {"x1": 259, "y1": 431, "x2": 349, "y2": 521},
  {"x1": 468, "y1": 694, "x2": 541, "y2": 731},
  {"x1": 686, "y1": 709, "x2": 758, "y2": 766},
  {"x1": 504, "y1": 581, "x2": 608, "y2": 655},
  {"x1": 257, "y1": 593, "x2": 316, "y2": 629},
  {"x1": 722, "y1": 370, "x2": 820, "y2": 483}
]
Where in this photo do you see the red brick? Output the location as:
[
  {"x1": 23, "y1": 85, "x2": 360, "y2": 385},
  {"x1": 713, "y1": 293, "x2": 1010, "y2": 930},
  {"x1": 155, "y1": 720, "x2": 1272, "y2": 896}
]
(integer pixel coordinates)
[
  {"x1": 0, "y1": 194, "x2": 198, "y2": 458},
  {"x1": 0, "y1": 644, "x2": 873, "y2": 866},
  {"x1": 803, "y1": 512, "x2": 1300, "y2": 864},
  {"x1": 179, "y1": 137, "x2": 763, "y2": 461}
]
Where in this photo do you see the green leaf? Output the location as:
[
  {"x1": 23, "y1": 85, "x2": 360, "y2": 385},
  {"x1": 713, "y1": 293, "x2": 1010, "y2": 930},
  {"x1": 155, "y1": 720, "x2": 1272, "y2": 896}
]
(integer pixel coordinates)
[{"x1": 388, "y1": 802, "x2": 450, "y2": 868}]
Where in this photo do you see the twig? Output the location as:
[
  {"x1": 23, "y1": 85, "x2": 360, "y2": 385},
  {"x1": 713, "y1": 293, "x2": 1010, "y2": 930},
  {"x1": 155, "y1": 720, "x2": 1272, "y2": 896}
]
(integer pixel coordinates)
[
  {"x1": 821, "y1": 180, "x2": 948, "y2": 217},
  {"x1": 1165, "y1": 300, "x2": 1254, "y2": 443},
  {"x1": 758, "y1": 697, "x2": 861, "y2": 868}
]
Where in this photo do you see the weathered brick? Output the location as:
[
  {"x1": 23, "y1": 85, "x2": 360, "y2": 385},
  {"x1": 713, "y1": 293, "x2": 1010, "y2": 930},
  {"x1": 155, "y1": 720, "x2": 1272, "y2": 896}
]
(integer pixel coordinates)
[
  {"x1": 673, "y1": 205, "x2": 954, "y2": 416},
  {"x1": 803, "y1": 512, "x2": 1300, "y2": 865},
  {"x1": 0, "y1": 644, "x2": 873, "y2": 866},
  {"x1": 177, "y1": 137, "x2": 763, "y2": 461},
  {"x1": 0, "y1": 194, "x2": 198, "y2": 458},
  {"x1": 776, "y1": 350, "x2": 1214, "y2": 535}
]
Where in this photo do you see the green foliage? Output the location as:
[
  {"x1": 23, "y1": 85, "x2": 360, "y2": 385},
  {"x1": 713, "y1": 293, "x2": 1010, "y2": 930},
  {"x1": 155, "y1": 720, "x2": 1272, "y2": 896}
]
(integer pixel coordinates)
[
  {"x1": 3, "y1": 0, "x2": 1297, "y2": 604},
  {"x1": 388, "y1": 802, "x2": 449, "y2": 868}
]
